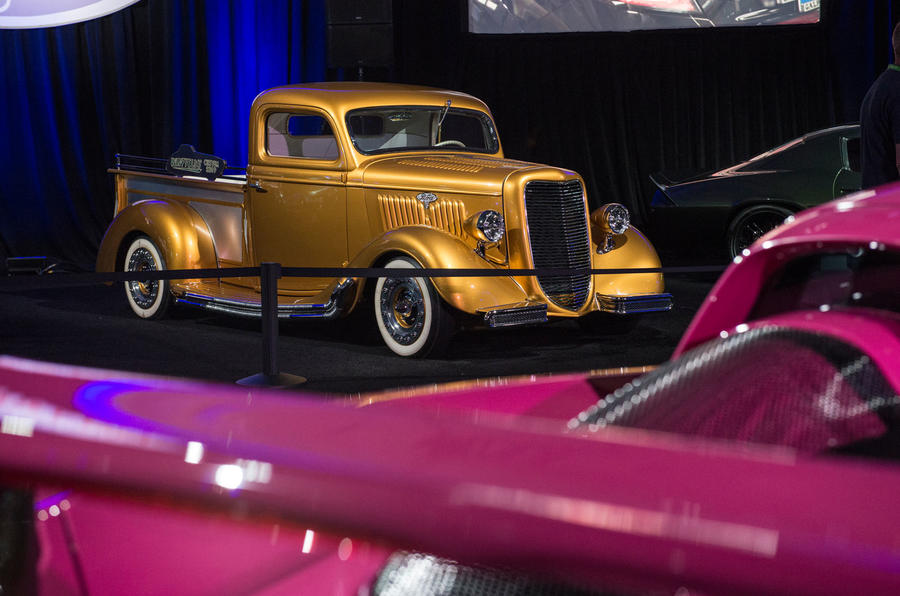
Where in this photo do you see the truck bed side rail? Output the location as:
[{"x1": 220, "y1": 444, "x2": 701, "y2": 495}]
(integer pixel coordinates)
[{"x1": 114, "y1": 153, "x2": 247, "y2": 180}]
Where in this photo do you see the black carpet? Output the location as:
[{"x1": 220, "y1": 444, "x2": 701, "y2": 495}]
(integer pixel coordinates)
[{"x1": 0, "y1": 275, "x2": 713, "y2": 396}]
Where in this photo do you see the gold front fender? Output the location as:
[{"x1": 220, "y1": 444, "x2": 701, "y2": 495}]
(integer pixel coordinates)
[
  {"x1": 95, "y1": 199, "x2": 217, "y2": 274},
  {"x1": 348, "y1": 227, "x2": 530, "y2": 315},
  {"x1": 591, "y1": 225, "x2": 665, "y2": 296}
]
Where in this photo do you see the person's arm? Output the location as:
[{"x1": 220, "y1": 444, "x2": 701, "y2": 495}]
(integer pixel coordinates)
[{"x1": 892, "y1": 96, "x2": 900, "y2": 176}]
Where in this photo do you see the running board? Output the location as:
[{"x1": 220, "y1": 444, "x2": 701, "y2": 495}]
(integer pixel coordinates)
[{"x1": 175, "y1": 279, "x2": 355, "y2": 320}]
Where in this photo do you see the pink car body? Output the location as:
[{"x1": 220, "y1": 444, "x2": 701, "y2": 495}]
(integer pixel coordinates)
[{"x1": 2, "y1": 184, "x2": 900, "y2": 595}]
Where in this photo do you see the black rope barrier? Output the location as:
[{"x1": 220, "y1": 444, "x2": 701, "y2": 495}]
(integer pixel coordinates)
[
  {"x1": 0, "y1": 264, "x2": 727, "y2": 291},
  {"x1": 1, "y1": 261, "x2": 726, "y2": 388}
]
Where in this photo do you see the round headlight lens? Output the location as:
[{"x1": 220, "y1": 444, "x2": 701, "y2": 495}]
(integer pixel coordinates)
[
  {"x1": 604, "y1": 203, "x2": 630, "y2": 235},
  {"x1": 476, "y1": 210, "x2": 505, "y2": 244}
]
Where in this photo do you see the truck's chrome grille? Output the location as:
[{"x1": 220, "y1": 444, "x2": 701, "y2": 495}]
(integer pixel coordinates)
[
  {"x1": 524, "y1": 180, "x2": 592, "y2": 310},
  {"x1": 378, "y1": 194, "x2": 466, "y2": 236}
]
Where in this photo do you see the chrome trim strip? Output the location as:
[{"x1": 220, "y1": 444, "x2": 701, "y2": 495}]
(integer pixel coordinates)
[
  {"x1": 176, "y1": 279, "x2": 356, "y2": 320},
  {"x1": 596, "y1": 293, "x2": 674, "y2": 315}
]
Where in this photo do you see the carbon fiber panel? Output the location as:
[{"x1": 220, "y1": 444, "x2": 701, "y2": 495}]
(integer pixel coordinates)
[
  {"x1": 373, "y1": 552, "x2": 643, "y2": 596},
  {"x1": 571, "y1": 327, "x2": 899, "y2": 453}
]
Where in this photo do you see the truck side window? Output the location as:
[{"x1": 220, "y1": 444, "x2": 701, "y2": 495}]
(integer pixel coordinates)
[{"x1": 266, "y1": 112, "x2": 339, "y2": 160}]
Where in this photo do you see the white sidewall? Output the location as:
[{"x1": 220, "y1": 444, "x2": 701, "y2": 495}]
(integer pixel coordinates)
[
  {"x1": 123, "y1": 238, "x2": 167, "y2": 319},
  {"x1": 374, "y1": 259, "x2": 433, "y2": 357}
]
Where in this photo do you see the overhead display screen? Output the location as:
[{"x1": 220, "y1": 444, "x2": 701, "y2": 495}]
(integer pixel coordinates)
[{"x1": 469, "y1": 0, "x2": 821, "y2": 33}]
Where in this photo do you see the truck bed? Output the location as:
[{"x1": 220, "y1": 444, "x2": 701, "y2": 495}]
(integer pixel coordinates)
[{"x1": 111, "y1": 167, "x2": 248, "y2": 265}]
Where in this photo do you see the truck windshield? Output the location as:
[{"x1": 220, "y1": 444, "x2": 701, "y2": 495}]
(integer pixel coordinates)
[{"x1": 346, "y1": 106, "x2": 499, "y2": 155}]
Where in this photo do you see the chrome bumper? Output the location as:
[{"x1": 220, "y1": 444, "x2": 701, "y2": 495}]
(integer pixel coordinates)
[
  {"x1": 596, "y1": 293, "x2": 673, "y2": 315},
  {"x1": 478, "y1": 302, "x2": 548, "y2": 328}
]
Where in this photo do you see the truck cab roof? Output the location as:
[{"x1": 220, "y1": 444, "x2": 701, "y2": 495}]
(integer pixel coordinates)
[{"x1": 252, "y1": 82, "x2": 492, "y2": 116}]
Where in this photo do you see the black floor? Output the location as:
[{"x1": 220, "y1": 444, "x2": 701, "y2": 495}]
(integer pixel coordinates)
[{"x1": 0, "y1": 274, "x2": 715, "y2": 396}]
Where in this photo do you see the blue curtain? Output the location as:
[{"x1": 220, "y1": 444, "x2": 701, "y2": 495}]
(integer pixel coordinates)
[
  {"x1": 205, "y1": 0, "x2": 326, "y2": 167},
  {"x1": 0, "y1": 0, "x2": 325, "y2": 267}
]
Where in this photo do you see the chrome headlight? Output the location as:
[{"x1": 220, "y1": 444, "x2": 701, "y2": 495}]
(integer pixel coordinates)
[
  {"x1": 465, "y1": 210, "x2": 505, "y2": 244},
  {"x1": 591, "y1": 203, "x2": 630, "y2": 235}
]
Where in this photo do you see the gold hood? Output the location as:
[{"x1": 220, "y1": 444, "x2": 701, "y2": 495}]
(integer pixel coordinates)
[{"x1": 359, "y1": 153, "x2": 542, "y2": 196}]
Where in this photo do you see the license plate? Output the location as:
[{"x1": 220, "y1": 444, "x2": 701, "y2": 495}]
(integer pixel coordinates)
[{"x1": 798, "y1": 0, "x2": 820, "y2": 13}]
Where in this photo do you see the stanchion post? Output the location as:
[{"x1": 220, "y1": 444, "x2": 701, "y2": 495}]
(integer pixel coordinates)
[
  {"x1": 237, "y1": 262, "x2": 307, "y2": 388},
  {"x1": 261, "y1": 261, "x2": 279, "y2": 377}
]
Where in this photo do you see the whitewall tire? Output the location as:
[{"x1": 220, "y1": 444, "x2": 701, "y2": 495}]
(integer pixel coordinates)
[
  {"x1": 374, "y1": 257, "x2": 453, "y2": 358},
  {"x1": 123, "y1": 236, "x2": 171, "y2": 319}
]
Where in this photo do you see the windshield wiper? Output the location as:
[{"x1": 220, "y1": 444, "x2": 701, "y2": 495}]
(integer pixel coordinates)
[{"x1": 436, "y1": 99, "x2": 451, "y2": 142}]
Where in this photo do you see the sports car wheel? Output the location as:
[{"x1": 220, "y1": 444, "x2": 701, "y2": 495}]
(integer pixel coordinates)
[
  {"x1": 123, "y1": 236, "x2": 170, "y2": 319},
  {"x1": 726, "y1": 205, "x2": 793, "y2": 259},
  {"x1": 374, "y1": 257, "x2": 453, "y2": 358}
]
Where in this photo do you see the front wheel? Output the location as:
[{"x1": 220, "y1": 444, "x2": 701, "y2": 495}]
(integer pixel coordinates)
[
  {"x1": 123, "y1": 236, "x2": 171, "y2": 319},
  {"x1": 726, "y1": 205, "x2": 793, "y2": 259},
  {"x1": 374, "y1": 257, "x2": 454, "y2": 357}
]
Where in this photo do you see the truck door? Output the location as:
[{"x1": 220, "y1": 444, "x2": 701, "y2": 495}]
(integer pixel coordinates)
[{"x1": 248, "y1": 109, "x2": 348, "y2": 296}]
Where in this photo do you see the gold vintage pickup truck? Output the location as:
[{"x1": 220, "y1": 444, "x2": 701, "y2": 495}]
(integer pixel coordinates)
[{"x1": 97, "y1": 82, "x2": 671, "y2": 357}]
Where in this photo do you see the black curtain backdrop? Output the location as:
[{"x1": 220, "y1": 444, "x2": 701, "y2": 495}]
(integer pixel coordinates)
[
  {"x1": 0, "y1": 0, "x2": 897, "y2": 268},
  {"x1": 395, "y1": 0, "x2": 900, "y2": 225},
  {"x1": 466, "y1": 26, "x2": 833, "y2": 225},
  {"x1": 827, "y1": 0, "x2": 899, "y2": 124}
]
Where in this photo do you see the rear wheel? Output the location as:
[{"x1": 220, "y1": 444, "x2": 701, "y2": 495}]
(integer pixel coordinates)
[
  {"x1": 726, "y1": 205, "x2": 793, "y2": 259},
  {"x1": 374, "y1": 257, "x2": 454, "y2": 357},
  {"x1": 123, "y1": 236, "x2": 170, "y2": 319}
]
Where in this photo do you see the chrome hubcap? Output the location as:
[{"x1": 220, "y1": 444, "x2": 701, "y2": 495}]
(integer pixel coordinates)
[
  {"x1": 380, "y1": 278, "x2": 425, "y2": 345},
  {"x1": 127, "y1": 247, "x2": 158, "y2": 309}
]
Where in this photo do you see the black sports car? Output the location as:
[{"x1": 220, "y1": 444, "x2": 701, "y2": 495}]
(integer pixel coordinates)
[{"x1": 648, "y1": 124, "x2": 860, "y2": 261}]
